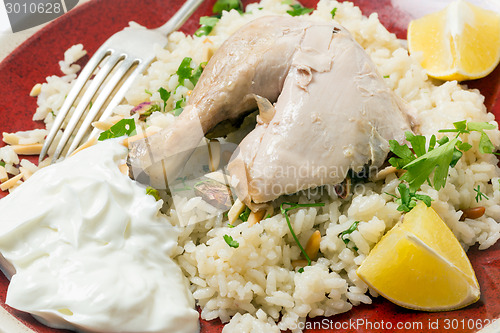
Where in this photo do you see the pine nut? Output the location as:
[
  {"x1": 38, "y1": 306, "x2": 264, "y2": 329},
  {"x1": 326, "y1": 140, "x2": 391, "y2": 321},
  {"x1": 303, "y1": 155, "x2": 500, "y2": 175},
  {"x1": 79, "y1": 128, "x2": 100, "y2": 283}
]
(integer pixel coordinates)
[
  {"x1": 460, "y1": 207, "x2": 485, "y2": 221},
  {"x1": 305, "y1": 230, "x2": 321, "y2": 260}
]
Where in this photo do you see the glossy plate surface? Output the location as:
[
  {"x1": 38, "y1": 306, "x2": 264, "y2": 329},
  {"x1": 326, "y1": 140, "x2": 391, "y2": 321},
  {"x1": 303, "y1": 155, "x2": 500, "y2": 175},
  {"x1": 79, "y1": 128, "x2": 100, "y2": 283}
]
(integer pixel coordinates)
[{"x1": 0, "y1": 0, "x2": 499, "y2": 332}]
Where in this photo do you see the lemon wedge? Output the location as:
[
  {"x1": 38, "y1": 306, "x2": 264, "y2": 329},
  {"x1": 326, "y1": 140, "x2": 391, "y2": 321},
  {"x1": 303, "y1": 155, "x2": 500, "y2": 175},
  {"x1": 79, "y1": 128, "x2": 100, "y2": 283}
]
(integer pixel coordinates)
[
  {"x1": 357, "y1": 202, "x2": 480, "y2": 311},
  {"x1": 407, "y1": 0, "x2": 500, "y2": 81}
]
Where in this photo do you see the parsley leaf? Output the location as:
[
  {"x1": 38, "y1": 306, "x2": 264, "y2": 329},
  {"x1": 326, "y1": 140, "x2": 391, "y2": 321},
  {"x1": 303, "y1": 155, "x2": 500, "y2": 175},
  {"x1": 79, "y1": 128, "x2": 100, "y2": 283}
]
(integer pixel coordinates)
[
  {"x1": 223, "y1": 234, "x2": 239, "y2": 248},
  {"x1": 401, "y1": 137, "x2": 459, "y2": 192},
  {"x1": 287, "y1": 3, "x2": 313, "y2": 16},
  {"x1": 176, "y1": 57, "x2": 194, "y2": 86},
  {"x1": 439, "y1": 121, "x2": 499, "y2": 155},
  {"x1": 478, "y1": 132, "x2": 498, "y2": 155},
  {"x1": 466, "y1": 122, "x2": 496, "y2": 132},
  {"x1": 239, "y1": 207, "x2": 251, "y2": 222},
  {"x1": 173, "y1": 97, "x2": 185, "y2": 117},
  {"x1": 98, "y1": 119, "x2": 136, "y2": 141},
  {"x1": 280, "y1": 202, "x2": 325, "y2": 271},
  {"x1": 158, "y1": 87, "x2": 170, "y2": 110},
  {"x1": 389, "y1": 132, "x2": 460, "y2": 192},
  {"x1": 390, "y1": 121, "x2": 499, "y2": 194},
  {"x1": 213, "y1": 0, "x2": 243, "y2": 15},
  {"x1": 405, "y1": 132, "x2": 427, "y2": 157},
  {"x1": 387, "y1": 183, "x2": 433, "y2": 212},
  {"x1": 195, "y1": 16, "x2": 219, "y2": 37},
  {"x1": 338, "y1": 220, "x2": 359, "y2": 246},
  {"x1": 191, "y1": 62, "x2": 206, "y2": 86},
  {"x1": 474, "y1": 185, "x2": 489, "y2": 202},
  {"x1": 175, "y1": 58, "x2": 205, "y2": 88},
  {"x1": 146, "y1": 186, "x2": 161, "y2": 201},
  {"x1": 388, "y1": 139, "x2": 415, "y2": 169},
  {"x1": 330, "y1": 7, "x2": 337, "y2": 19}
]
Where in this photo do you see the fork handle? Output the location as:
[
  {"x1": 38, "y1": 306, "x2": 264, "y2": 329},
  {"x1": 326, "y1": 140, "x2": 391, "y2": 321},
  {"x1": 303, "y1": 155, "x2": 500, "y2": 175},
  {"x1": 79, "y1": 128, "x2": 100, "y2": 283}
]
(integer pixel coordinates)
[{"x1": 155, "y1": 0, "x2": 206, "y2": 36}]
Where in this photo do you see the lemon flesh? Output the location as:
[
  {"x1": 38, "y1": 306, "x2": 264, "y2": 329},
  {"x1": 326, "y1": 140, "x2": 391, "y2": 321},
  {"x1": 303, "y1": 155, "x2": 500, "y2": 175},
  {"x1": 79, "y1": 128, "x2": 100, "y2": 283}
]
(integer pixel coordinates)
[
  {"x1": 408, "y1": 0, "x2": 500, "y2": 81},
  {"x1": 357, "y1": 202, "x2": 480, "y2": 311}
]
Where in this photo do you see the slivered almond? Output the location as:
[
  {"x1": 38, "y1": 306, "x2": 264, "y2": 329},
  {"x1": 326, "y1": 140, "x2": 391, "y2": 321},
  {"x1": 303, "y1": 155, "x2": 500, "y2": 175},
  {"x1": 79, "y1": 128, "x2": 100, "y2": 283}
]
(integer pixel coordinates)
[
  {"x1": 208, "y1": 139, "x2": 220, "y2": 172},
  {"x1": 4, "y1": 164, "x2": 19, "y2": 176},
  {"x1": 92, "y1": 121, "x2": 114, "y2": 131},
  {"x1": 12, "y1": 143, "x2": 43, "y2": 155},
  {"x1": 2, "y1": 132, "x2": 20, "y2": 145},
  {"x1": 264, "y1": 205, "x2": 274, "y2": 220},
  {"x1": 119, "y1": 164, "x2": 129, "y2": 176},
  {"x1": 291, "y1": 259, "x2": 309, "y2": 269},
  {"x1": 0, "y1": 173, "x2": 24, "y2": 191},
  {"x1": 124, "y1": 127, "x2": 161, "y2": 147},
  {"x1": 202, "y1": 46, "x2": 214, "y2": 63},
  {"x1": 0, "y1": 165, "x2": 8, "y2": 182},
  {"x1": 92, "y1": 115, "x2": 124, "y2": 131},
  {"x1": 248, "y1": 209, "x2": 266, "y2": 227},
  {"x1": 304, "y1": 230, "x2": 321, "y2": 260},
  {"x1": 204, "y1": 171, "x2": 229, "y2": 185},
  {"x1": 372, "y1": 166, "x2": 397, "y2": 181},
  {"x1": 92, "y1": 116, "x2": 123, "y2": 131},
  {"x1": 19, "y1": 167, "x2": 33, "y2": 181},
  {"x1": 228, "y1": 198, "x2": 246, "y2": 225},
  {"x1": 30, "y1": 83, "x2": 42, "y2": 97},
  {"x1": 20, "y1": 159, "x2": 38, "y2": 174},
  {"x1": 70, "y1": 137, "x2": 97, "y2": 157},
  {"x1": 108, "y1": 115, "x2": 124, "y2": 124}
]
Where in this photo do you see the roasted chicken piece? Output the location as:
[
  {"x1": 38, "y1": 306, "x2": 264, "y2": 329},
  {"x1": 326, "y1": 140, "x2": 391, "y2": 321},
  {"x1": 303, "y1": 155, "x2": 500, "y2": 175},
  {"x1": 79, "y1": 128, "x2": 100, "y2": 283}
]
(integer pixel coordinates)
[
  {"x1": 227, "y1": 20, "x2": 415, "y2": 209},
  {"x1": 128, "y1": 16, "x2": 313, "y2": 187},
  {"x1": 129, "y1": 16, "x2": 415, "y2": 208}
]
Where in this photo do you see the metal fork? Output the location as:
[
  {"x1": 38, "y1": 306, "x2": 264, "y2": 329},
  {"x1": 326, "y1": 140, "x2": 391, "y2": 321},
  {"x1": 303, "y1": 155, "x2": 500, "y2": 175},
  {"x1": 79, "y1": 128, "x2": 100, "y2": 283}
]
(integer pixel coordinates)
[{"x1": 40, "y1": 0, "x2": 205, "y2": 162}]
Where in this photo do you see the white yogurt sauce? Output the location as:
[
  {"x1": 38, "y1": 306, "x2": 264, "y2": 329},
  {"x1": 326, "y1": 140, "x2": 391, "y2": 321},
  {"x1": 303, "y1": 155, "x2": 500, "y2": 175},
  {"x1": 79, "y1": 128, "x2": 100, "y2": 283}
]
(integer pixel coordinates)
[{"x1": 0, "y1": 140, "x2": 199, "y2": 333}]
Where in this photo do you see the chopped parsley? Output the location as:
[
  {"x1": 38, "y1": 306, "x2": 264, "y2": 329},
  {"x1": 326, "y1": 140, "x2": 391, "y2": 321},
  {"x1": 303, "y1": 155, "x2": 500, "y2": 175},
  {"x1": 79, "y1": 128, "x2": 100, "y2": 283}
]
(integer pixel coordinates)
[
  {"x1": 195, "y1": 16, "x2": 219, "y2": 37},
  {"x1": 286, "y1": 3, "x2": 313, "y2": 16},
  {"x1": 386, "y1": 183, "x2": 433, "y2": 212},
  {"x1": 227, "y1": 223, "x2": 235, "y2": 228},
  {"x1": 176, "y1": 58, "x2": 206, "y2": 88},
  {"x1": 98, "y1": 118, "x2": 136, "y2": 141},
  {"x1": 239, "y1": 207, "x2": 251, "y2": 222},
  {"x1": 0, "y1": 160, "x2": 5, "y2": 167},
  {"x1": 280, "y1": 202, "x2": 325, "y2": 272},
  {"x1": 330, "y1": 7, "x2": 337, "y2": 19},
  {"x1": 213, "y1": 0, "x2": 243, "y2": 15},
  {"x1": 146, "y1": 186, "x2": 161, "y2": 201},
  {"x1": 474, "y1": 185, "x2": 489, "y2": 202},
  {"x1": 176, "y1": 57, "x2": 194, "y2": 86},
  {"x1": 223, "y1": 234, "x2": 239, "y2": 248},
  {"x1": 173, "y1": 97, "x2": 186, "y2": 117},
  {"x1": 338, "y1": 220, "x2": 360, "y2": 246},
  {"x1": 145, "y1": 89, "x2": 153, "y2": 96},
  {"x1": 191, "y1": 62, "x2": 206, "y2": 86},
  {"x1": 158, "y1": 87, "x2": 171, "y2": 110}
]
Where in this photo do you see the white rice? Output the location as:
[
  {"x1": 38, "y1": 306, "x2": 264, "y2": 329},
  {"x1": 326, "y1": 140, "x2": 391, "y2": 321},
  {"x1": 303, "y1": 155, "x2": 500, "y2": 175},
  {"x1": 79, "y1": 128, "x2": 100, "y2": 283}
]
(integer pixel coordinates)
[{"x1": 1, "y1": 0, "x2": 499, "y2": 331}]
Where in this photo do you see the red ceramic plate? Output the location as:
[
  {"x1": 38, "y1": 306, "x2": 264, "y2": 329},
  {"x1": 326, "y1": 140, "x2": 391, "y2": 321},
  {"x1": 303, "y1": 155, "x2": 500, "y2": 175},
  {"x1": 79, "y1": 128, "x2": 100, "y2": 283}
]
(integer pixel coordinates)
[{"x1": 0, "y1": 0, "x2": 499, "y2": 332}]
